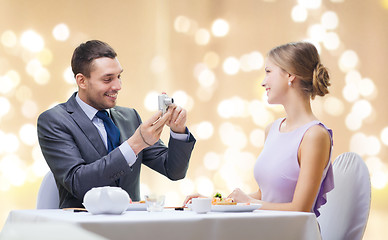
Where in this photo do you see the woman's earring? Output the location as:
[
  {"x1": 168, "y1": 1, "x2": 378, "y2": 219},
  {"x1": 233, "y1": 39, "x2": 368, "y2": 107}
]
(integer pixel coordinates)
[{"x1": 288, "y1": 81, "x2": 292, "y2": 87}]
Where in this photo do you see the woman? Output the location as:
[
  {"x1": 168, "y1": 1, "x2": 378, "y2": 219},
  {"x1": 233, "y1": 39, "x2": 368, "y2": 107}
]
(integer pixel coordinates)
[{"x1": 185, "y1": 42, "x2": 334, "y2": 217}]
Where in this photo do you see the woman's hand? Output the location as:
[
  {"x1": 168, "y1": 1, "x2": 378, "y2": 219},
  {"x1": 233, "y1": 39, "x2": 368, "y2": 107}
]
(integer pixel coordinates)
[
  {"x1": 182, "y1": 193, "x2": 207, "y2": 206},
  {"x1": 228, "y1": 188, "x2": 255, "y2": 203}
]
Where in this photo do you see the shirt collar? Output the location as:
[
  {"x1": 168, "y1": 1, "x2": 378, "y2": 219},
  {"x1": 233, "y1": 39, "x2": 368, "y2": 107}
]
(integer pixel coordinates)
[{"x1": 75, "y1": 93, "x2": 111, "y2": 120}]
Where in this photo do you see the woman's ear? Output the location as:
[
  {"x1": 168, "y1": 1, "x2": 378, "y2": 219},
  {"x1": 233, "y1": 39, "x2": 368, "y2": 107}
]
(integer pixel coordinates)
[
  {"x1": 287, "y1": 73, "x2": 296, "y2": 84},
  {"x1": 75, "y1": 73, "x2": 87, "y2": 89}
]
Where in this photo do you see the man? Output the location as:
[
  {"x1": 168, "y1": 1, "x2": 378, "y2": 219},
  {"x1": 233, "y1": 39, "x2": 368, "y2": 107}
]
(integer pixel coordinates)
[{"x1": 37, "y1": 40, "x2": 196, "y2": 208}]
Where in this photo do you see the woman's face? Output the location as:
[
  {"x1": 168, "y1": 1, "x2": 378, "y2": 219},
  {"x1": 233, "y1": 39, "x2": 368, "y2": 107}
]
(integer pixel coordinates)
[{"x1": 261, "y1": 58, "x2": 290, "y2": 104}]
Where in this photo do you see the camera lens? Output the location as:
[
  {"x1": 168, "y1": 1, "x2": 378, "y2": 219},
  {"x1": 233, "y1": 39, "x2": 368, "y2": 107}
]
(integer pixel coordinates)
[{"x1": 164, "y1": 97, "x2": 174, "y2": 105}]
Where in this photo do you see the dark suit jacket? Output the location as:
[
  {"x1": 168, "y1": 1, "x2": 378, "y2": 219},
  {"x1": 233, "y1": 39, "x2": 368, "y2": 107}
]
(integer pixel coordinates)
[{"x1": 37, "y1": 93, "x2": 196, "y2": 208}]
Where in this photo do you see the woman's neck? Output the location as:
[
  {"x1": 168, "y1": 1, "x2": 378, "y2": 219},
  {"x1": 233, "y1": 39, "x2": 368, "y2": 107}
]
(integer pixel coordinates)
[{"x1": 281, "y1": 95, "x2": 316, "y2": 132}]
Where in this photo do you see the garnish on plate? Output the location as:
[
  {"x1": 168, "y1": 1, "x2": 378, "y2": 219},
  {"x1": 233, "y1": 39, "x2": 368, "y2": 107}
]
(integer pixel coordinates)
[{"x1": 212, "y1": 192, "x2": 236, "y2": 205}]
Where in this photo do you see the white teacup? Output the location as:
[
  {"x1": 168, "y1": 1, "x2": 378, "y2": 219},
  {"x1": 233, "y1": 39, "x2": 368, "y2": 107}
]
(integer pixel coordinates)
[{"x1": 191, "y1": 198, "x2": 212, "y2": 214}]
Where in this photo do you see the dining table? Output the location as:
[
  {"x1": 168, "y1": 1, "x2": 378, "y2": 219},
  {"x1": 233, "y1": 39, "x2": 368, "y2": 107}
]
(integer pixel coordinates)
[{"x1": 1, "y1": 207, "x2": 322, "y2": 240}]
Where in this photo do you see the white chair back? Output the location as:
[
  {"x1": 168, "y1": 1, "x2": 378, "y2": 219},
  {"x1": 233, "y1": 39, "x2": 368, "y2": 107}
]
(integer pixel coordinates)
[
  {"x1": 36, "y1": 171, "x2": 60, "y2": 209},
  {"x1": 317, "y1": 152, "x2": 371, "y2": 240}
]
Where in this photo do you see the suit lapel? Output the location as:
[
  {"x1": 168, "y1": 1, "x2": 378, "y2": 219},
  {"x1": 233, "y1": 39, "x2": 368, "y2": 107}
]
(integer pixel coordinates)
[{"x1": 66, "y1": 93, "x2": 107, "y2": 156}]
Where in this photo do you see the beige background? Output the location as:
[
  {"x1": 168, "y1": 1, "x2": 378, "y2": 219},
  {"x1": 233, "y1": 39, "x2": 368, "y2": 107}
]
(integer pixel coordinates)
[{"x1": 0, "y1": 0, "x2": 387, "y2": 239}]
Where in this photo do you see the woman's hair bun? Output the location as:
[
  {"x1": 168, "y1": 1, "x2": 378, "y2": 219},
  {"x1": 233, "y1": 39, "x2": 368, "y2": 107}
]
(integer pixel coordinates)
[{"x1": 312, "y1": 63, "x2": 330, "y2": 99}]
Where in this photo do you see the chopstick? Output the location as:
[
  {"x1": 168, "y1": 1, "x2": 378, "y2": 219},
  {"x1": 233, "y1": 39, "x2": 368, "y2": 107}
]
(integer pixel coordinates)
[
  {"x1": 164, "y1": 206, "x2": 187, "y2": 211},
  {"x1": 63, "y1": 208, "x2": 88, "y2": 212}
]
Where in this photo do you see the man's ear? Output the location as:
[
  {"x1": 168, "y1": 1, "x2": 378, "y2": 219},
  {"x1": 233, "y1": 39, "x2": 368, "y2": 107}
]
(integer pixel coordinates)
[{"x1": 75, "y1": 73, "x2": 87, "y2": 89}]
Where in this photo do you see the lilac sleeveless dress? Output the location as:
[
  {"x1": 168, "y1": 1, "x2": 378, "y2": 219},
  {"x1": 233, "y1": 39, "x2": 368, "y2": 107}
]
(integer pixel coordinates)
[{"x1": 253, "y1": 118, "x2": 334, "y2": 217}]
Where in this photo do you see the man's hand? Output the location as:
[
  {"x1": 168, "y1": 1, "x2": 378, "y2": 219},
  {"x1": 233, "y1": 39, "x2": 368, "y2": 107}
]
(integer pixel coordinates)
[
  {"x1": 127, "y1": 109, "x2": 172, "y2": 155},
  {"x1": 167, "y1": 105, "x2": 187, "y2": 134}
]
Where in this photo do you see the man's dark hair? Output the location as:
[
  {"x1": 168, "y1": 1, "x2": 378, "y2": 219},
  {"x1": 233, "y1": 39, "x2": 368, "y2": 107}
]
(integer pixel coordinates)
[{"x1": 71, "y1": 40, "x2": 117, "y2": 78}]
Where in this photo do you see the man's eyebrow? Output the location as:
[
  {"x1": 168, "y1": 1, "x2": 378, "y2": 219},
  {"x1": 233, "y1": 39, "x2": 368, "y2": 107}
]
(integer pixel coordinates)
[{"x1": 102, "y1": 69, "x2": 124, "y2": 77}]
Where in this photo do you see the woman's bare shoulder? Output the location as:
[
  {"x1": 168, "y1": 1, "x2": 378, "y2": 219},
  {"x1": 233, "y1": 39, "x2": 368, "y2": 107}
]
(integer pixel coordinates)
[{"x1": 304, "y1": 124, "x2": 331, "y2": 143}]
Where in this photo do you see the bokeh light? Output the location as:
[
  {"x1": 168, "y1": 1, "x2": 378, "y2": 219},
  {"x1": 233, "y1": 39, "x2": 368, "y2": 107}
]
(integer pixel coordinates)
[
  {"x1": 203, "y1": 52, "x2": 220, "y2": 69},
  {"x1": 351, "y1": 99, "x2": 372, "y2": 120},
  {"x1": 323, "y1": 96, "x2": 344, "y2": 116},
  {"x1": 380, "y1": 127, "x2": 388, "y2": 146},
  {"x1": 1, "y1": 30, "x2": 17, "y2": 48},
  {"x1": 0, "y1": 154, "x2": 27, "y2": 187},
  {"x1": 21, "y1": 100, "x2": 38, "y2": 119},
  {"x1": 193, "y1": 121, "x2": 214, "y2": 140},
  {"x1": 63, "y1": 66, "x2": 75, "y2": 84},
  {"x1": 196, "y1": 176, "x2": 214, "y2": 196},
  {"x1": 323, "y1": 32, "x2": 340, "y2": 50},
  {"x1": 217, "y1": 97, "x2": 247, "y2": 119},
  {"x1": 26, "y1": 59, "x2": 43, "y2": 76},
  {"x1": 321, "y1": 11, "x2": 339, "y2": 30},
  {"x1": 240, "y1": 51, "x2": 264, "y2": 72},
  {"x1": 19, "y1": 124, "x2": 38, "y2": 146},
  {"x1": 249, "y1": 129, "x2": 265, "y2": 148},
  {"x1": 366, "y1": 157, "x2": 388, "y2": 189},
  {"x1": 38, "y1": 48, "x2": 54, "y2": 65},
  {"x1": 222, "y1": 57, "x2": 240, "y2": 75},
  {"x1": 197, "y1": 68, "x2": 216, "y2": 87},
  {"x1": 291, "y1": 5, "x2": 308, "y2": 22},
  {"x1": 179, "y1": 178, "x2": 195, "y2": 196},
  {"x1": 33, "y1": 67, "x2": 51, "y2": 85},
  {"x1": 172, "y1": 90, "x2": 194, "y2": 112},
  {"x1": 350, "y1": 133, "x2": 381, "y2": 156},
  {"x1": 211, "y1": 19, "x2": 229, "y2": 37},
  {"x1": 0, "y1": 97, "x2": 11, "y2": 118},
  {"x1": 0, "y1": 131, "x2": 5, "y2": 155},
  {"x1": 52, "y1": 23, "x2": 70, "y2": 41},
  {"x1": 342, "y1": 82, "x2": 359, "y2": 102},
  {"x1": 345, "y1": 112, "x2": 362, "y2": 131},
  {"x1": 20, "y1": 30, "x2": 44, "y2": 53},
  {"x1": 174, "y1": 16, "x2": 192, "y2": 33},
  {"x1": 0, "y1": 70, "x2": 20, "y2": 94},
  {"x1": 144, "y1": 91, "x2": 159, "y2": 111},
  {"x1": 1, "y1": 133, "x2": 19, "y2": 154},
  {"x1": 339, "y1": 50, "x2": 359, "y2": 72},
  {"x1": 307, "y1": 24, "x2": 326, "y2": 42},
  {"x1": 359, "y1": 78, "x2": 376, "y2": 97},
  {"x1": 195, "y1": 28, "x2": 210, "y2": 45},
  {"x1": 203, "y1": 152, "x2": 222, "y2": 171},
  {"x1": 249, "y1": 100, "x2": 274, "y2": 127},
  {"x1": 219, "y1": 122, "x2": 248, "y2": 149},
  {"x1": 31, "y1": 145, "x2": 48, "y2": 177}
]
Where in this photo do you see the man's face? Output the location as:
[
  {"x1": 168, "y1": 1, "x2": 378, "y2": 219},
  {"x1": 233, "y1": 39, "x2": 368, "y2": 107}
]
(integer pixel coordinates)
[{"x1": 78, "y1": 57, "x2": 123, "y2": 110}]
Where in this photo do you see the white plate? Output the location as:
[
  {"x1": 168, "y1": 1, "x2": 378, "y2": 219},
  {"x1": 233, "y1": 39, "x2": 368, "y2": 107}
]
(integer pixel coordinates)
[
  {"x1": 126, "y1": 203, "x2": 147, "y2": 211},
  {"x1": 211, "y1": 203, "x2": 262, "y2": 212}
]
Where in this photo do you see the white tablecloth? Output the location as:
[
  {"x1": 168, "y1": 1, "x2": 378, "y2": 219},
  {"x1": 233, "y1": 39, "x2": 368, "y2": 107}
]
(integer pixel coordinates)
[{"x1": 1, "y1": 209, "x2": 321, "y2": 240}]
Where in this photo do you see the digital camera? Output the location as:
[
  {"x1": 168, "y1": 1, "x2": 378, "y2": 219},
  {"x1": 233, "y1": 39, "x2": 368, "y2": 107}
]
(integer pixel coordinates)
[{"x1": 158, "y1": 93, "x2": 174, "y2": 115}]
